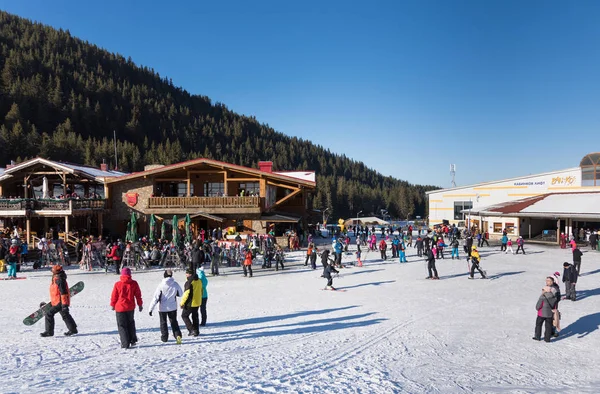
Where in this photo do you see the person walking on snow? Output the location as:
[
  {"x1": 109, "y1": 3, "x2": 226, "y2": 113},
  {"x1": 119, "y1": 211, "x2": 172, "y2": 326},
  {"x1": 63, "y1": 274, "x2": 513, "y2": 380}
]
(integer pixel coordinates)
[
  {"x1": 181, "y1": 269, "x2": 202, "y2": 336},
  {"x1": 106, "y1": 241, "x2": 123, "y2": 275},
  {"x1": 379, "y1": 239, "x2": 387, "y2": 260},
  {"x1": 149, "y1": 269, "x2": 183, "y2": 343},
  {"x1": 516, "y1": 236, "x2": 525, "y2": 254},
  {"x1": 415, "y1": 236, "x2": 424, "y2": 257},
  {"x1": 40, "y1": 265, "x2": 78, "y2": 337},
  {"x1": 450, "y1": 237, "x2": 460, "y2": 260},
  {"x1": 196, "y1": 266, "x2": 209, "y2": 326},
  {"x1": 500, "y1": 234, "x2": 508, "y2": 252},
  {"x1": 398, "y1": 240, "x2": 407, "y2": 263},
  {"x1": 562, "y1": 262, "x2": 578, "y2": 301},
  {"x1": 110, "y1": 267, "x2": 143, "y2": 348},
  {"x1": 533, "y1": 284, "x2": 557, "y2": 342},
  {"x1": 506, "y1": 238, "x2": 515, "y2": 254},
  {"x1": 243, "y1": 248, "x2": 253, "y2": 277},
  {"x1": 468, "y1": 246, "x2": 486, "y2": 279},
  {"x1": 572, "y1": 247, "x2": 583, "y2": 275},
  {"x1": 425, "y1": 246, "x2": 439, "y2": 280}
]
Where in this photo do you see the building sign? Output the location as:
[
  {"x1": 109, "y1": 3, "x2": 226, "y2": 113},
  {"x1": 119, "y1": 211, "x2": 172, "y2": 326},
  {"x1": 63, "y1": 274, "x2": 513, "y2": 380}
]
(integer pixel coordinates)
[
  {"x1": 514, "y1": 181, "x2": 546, "y2": 186},
  {"x1": 126, "y1": 192, "x2": 138, "y2": 207},
  {"x1": 551, "y1": 176, "x2": 576, "y2": 186}
]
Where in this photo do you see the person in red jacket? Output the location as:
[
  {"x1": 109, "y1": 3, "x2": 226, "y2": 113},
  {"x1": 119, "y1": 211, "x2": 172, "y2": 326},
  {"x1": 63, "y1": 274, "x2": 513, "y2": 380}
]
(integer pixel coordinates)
[
  {"x1": 40, "y1": 265, "x2": 78, "y2": 337},
  {"x1": 106, "y1": 241, "x2": 123, "y2": 275},
  {"x1": 110, "y1": 267, "x2": 143, "y2": 349}
]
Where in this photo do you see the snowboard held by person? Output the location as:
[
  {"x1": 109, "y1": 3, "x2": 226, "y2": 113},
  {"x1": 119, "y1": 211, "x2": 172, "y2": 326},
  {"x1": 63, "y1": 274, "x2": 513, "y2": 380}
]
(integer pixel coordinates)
[{"x1": 40, "y1": 265, "x2": 78, "y2": 337}]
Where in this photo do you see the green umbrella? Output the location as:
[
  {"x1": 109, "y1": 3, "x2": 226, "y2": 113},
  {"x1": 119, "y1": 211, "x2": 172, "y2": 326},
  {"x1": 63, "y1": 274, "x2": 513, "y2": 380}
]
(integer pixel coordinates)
[
  {"x1": 161, "y1": 221, "x2": 167, "y2": 240},
  {"x1": 130, "y1": 212, "x2": 138, "y2": 242},
  {"x1": 185, "y1": 214, "x2": 192, "y2": 244},
  {"x1": 149, "y1": 214, "x2": 156, "y2": 241},
  {"x1": 172, "y1": 215, "x2": 180, "y2": 244}
]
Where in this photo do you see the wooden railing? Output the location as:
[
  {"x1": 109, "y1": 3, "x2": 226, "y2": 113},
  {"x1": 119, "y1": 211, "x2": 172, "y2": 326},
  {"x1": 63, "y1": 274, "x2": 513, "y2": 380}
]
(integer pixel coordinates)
[
  {"x1": 0, "y1": 198, "x2": 107, "y2": 212},
  {"x1": 148, "y1": 196, "x2": 261, "y2": 209}
]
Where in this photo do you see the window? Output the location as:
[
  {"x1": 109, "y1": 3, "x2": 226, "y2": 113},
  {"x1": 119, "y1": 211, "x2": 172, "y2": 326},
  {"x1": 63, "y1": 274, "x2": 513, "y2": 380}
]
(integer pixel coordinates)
[
  {"x1": 204, "y1": 182, "x2": 224, "y2": 197},
  {"x1": 505, "y1": 222, "x2": 515, "y2": 234},
  {"x1": 493, "y1": 222, "x2": 503, "y2": 233},
  {"x1": 453, "y1": 201, "x2": 473, "y2": 220},
  {"x1": 239, "y1": 182, "x2": 260, "y2": 196},
  {"x1": 156, "y1": 182, "x2": 189, "y2": 197}
]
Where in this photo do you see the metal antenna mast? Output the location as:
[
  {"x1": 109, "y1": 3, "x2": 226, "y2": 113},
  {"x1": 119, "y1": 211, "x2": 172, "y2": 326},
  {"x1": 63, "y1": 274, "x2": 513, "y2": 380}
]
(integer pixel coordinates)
[{"x1": 450, "y1": 164, "x2": 456, "y2": 188}]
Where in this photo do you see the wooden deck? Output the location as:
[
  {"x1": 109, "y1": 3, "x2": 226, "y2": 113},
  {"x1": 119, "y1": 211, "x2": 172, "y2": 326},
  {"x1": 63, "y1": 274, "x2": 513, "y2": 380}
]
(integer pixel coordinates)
[{"x1": 147, "y1": 196, "x2": 261, "y2": 209}]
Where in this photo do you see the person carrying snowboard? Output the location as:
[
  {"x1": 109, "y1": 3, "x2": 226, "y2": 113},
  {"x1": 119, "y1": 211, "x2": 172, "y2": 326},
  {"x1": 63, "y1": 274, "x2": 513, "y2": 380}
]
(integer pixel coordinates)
[
  {"x1": 181, "y1": 268, "x2": 202, "y2": 336},
  {"x1": 40, "y1": 265, "x2": 78, "y2": 337},
  {"x1": 468, "y1": 246, "x2": 486, "y2": 279},
  {"x1": 149, "y1": 269, "x2": 183, "y2": 343},
  {"x1": 323, "y1": 260, "x2": 340, "y2": 290},
  {"x1": 110, "y1": 267, "x2": 143, "y2": 348}
]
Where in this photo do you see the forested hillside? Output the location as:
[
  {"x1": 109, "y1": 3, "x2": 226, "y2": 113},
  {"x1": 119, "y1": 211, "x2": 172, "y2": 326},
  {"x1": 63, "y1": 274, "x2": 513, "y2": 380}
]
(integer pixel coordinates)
[{"x1": 0, "y1": 11, "x2": 437, "y2": 219}]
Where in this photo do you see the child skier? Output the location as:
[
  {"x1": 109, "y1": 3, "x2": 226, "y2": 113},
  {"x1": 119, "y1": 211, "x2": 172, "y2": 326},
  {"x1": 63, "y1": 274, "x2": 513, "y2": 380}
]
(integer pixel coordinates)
[
  {"x1": 323, "y1": 260, "x2": 340, "y2": 290},
  {"x1": 468, "y1": 246, "x2": 486, "y2": 279},
  {"x1": 356, "y1": 239, "x2": 363, "y2": 267},
  {"x1": 506, "y1": 238, "x2": 514, "y2": 254}
]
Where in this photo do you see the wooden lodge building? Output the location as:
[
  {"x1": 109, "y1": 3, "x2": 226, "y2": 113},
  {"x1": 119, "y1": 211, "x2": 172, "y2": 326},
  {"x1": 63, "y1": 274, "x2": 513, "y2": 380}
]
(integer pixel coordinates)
[
  {"x1": 0, "y1": 157, "x2": 316, "y2": 245},
  {"x1": 104, "y1": 159, "x2": 316, "y2": 241}
]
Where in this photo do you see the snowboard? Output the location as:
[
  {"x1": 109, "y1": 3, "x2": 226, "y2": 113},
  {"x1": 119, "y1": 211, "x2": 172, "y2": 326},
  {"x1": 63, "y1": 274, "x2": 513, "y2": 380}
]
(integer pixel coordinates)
[
  {"x1": 23, "y1": 281, "x2": 85, "y2": 326},
  {"x1": 321, "y1": 287, "x2": 347, "y2": 292},
  {"x1": 0, "y1": 277, "x2": 26, "y2": 280}
]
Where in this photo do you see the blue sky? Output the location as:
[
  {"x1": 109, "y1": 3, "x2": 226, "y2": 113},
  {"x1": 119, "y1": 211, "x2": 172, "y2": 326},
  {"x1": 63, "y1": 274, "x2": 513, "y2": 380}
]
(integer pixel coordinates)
[{"x1": 1, "y1": 0, "x2": 600, "y2": 188}]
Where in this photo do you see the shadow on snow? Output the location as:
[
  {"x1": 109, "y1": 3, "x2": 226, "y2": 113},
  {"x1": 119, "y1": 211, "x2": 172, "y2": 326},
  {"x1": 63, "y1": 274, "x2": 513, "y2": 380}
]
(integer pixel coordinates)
[{"x1": 554, "y1": 312, "x2": 600, "y2": 341}]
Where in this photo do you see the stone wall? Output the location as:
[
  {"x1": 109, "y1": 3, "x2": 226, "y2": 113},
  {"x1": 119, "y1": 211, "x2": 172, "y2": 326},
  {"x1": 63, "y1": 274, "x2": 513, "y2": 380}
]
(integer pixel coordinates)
[{"x1": 106, "y1": 177, "x2": 154, "y2": 234}]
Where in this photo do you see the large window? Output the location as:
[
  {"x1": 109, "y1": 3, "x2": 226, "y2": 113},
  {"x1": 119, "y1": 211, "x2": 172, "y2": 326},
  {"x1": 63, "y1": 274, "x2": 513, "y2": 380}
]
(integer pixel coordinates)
[
  {"x1": 580, "y1": 153, "x2": 600, "y2": 186},
  {"x1": 453, "y1": 201, "x2": 473, "y2": 220},
  {"x1": 239, "y1": 182, "x2": 260, "y2": 196},
  {"x1": 493, "y1": 222, "x2": 503, "y2": 233},
  {"x1": 156, "y1": 182, "x2": 191, "y2": 197},
  {"x1": 204, "y1": 182, "x2": 224, "y2": 197},
  {"x1": 505, "y1": 222, "x2": 515, "y2": 234}
]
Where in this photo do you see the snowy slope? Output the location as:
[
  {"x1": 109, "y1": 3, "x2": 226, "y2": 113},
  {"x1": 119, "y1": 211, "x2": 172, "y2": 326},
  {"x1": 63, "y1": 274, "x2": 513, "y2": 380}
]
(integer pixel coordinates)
[{"x1": 1, "y1": 242, "x2": 600, "y2": 393}]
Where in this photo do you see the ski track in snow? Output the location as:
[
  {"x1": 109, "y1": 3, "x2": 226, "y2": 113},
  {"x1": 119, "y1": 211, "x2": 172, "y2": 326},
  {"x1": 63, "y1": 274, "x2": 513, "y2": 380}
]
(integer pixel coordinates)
[{"x1": 1, "y1": 243, "x2": 600, "y2": 393}]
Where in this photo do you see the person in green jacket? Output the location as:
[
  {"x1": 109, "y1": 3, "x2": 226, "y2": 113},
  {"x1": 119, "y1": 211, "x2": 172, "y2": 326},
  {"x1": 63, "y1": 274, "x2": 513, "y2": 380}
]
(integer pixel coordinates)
[
  {"x1": 196, "y1": 266, "x2": 209, "y2": 326},
  {"x1": 180, "y1": 269, "x2": 203, "y2": 336}
]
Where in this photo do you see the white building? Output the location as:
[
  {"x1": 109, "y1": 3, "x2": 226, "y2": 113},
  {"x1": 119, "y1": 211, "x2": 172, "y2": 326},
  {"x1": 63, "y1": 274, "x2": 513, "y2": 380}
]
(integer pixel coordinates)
[{"x1": 426, "y1": 153, "x2": 600, "y2": 243}]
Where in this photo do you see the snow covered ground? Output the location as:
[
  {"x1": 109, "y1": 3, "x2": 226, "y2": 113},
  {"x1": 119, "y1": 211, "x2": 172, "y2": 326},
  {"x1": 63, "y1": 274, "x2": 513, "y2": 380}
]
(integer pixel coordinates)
[{"x1": 1, "y1": 241, "x2": 600, "y2": 393}]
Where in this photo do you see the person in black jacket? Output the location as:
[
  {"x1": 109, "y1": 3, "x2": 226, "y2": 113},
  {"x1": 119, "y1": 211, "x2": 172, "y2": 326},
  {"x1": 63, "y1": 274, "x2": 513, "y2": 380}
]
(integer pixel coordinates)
[
  {"x1": 572, "y1": 247, "x2": 583, "y2": 275},
  {"x1": 589, "y1": 232, "x2": 598, "y2": 251},
  {"x1": 563, "y1": 262, "x2": 578, "y2": 301},
  {"x1": 323, "y1": 262, "x2": 339, "y2": 290},
  {"x1": 190, "y1": 242, "x2": 204, "y2": 272},
  {"x1": 425, "y1": 248, "x2": 439, "y2": 280}
]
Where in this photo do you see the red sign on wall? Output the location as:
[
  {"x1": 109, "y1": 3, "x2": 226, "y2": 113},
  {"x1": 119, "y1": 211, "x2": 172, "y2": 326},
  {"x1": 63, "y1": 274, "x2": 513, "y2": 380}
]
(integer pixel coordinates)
[{"x1": 126, "y1": 193, "x2": 138, "y2": 207}]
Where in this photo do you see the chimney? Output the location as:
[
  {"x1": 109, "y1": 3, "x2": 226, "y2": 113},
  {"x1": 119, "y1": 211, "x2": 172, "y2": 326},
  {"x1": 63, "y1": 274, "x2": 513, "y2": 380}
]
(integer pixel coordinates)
[
  {"x1": 100, "y1": 159, "x2": 108, "y2": 172},
  {"x1": 258, "y1": 161, "x2": 273, "y2": 173}
]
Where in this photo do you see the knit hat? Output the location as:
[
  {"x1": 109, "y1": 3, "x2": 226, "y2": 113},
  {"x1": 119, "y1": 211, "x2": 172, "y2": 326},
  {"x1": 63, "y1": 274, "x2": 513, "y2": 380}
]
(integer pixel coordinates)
[
  {"x1": 554, "y1": 271, "x2": 561, "y2": 277},
  {"x1": 121, "y1": 267, "x2": 131, "y2": 276},
  {"x1": 52, "y1": 265, "x2": 63, "y2": 274},
  {"x1": 164, "y1": 269, "x2": 173, "y2": 278}
]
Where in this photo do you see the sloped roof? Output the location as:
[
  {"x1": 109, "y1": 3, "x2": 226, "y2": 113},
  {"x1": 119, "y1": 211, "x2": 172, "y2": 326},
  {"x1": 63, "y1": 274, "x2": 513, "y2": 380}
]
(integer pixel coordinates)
[
  {"x1": 469, "y1": 192, "x2": 600, "y2": 219},
  {"x1": 106, "y1": 158, "x2": 316, "y2": 187},
  {"x1": 0, "y1": 157, "x2": 126, "y2": 182},
  {"x1": 273, "y1": 171, "x2": 316, "y2": 183}
]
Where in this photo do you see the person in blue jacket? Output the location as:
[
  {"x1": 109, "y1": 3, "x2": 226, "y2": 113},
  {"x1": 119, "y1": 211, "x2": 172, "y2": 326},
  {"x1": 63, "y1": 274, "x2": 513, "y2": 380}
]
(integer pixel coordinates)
[
  {"x1": 398, "y1": 240, "x2": 407, "y2": 263},
  {"x1": 196, "y1": 266, "x2": 209, "y2": 326},
  {"x1": 500, "y1": 234, "x2": 508, "y2": 252},
  {"x1": 333, "y1": 238, "x2": 343, "y2": 267}
]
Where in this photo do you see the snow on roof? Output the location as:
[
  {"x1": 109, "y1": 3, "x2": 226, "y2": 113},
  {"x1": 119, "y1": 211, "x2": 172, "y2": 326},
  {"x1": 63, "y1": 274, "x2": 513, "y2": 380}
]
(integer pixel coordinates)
[
  {"x1": 273, "y1": 171, "x2": 316, "y2": 183},
  {"x1": 60, "y1": 163, "x2": 126, "y2": 178},
  {"x1": 471, "y1": 192, "x2": 600, "y2": 218}
]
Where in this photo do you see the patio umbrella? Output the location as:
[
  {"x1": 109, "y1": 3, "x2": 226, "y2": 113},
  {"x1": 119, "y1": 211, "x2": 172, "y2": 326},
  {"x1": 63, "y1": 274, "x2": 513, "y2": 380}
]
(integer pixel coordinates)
[
  {"x1": 42, "y1": 176, "x2": 49, "y2": 199},
  {"x1": 161, "y1": 221, "x2": 167, "y2": 240},
  {"x1": 149, "y1": 214, "x2": 156, "y2": 241},
  {"x1": 130, "y1": 212, "x2": 138, "y2": 242},
  {"x1": 172, "y1": 215, "x2": 180, "y2": 244},
  {"x1": 185, "y1": 213, "x2": 192, "y2": 244}
]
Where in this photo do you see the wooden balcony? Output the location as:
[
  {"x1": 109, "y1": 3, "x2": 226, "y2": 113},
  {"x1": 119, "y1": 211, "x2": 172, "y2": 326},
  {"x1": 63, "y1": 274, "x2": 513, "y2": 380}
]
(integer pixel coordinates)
[
  {"x1": 0, "y1": 198, "x2": 107, "y2": 217},
  {"x1": 146, "y1": 196, "x2": 262, "y2": 215}
]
